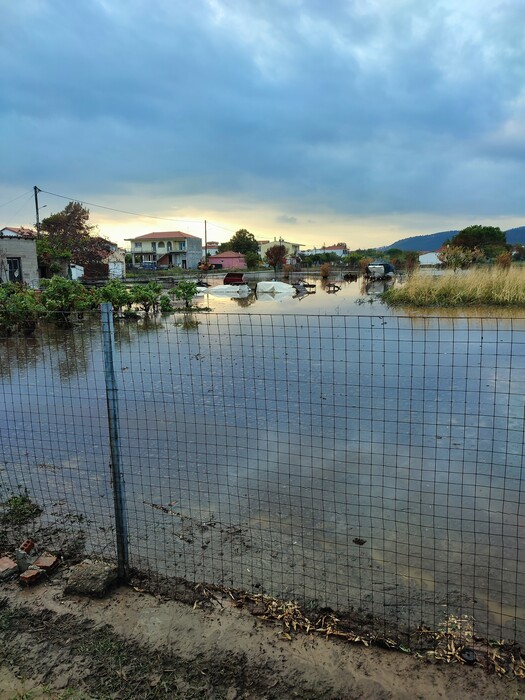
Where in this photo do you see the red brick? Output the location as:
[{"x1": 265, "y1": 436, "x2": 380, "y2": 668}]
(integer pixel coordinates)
[
  {"x1": 33, "y1": 554, "x2": 59, "y2": 571},
  {"x1": 19, "y1": 539, "x2": 36, "y2": 554},
  {"x1": 0, "y1": 556, "x2": 18, "y2": 581},
  {"x1": 19, "y1": 568, "x2": 43, "y2": 585}
]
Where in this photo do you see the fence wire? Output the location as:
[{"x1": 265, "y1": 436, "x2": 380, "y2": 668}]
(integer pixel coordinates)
[{"x1": 1, "y1": 310, "x2": 524, "y2": 649}]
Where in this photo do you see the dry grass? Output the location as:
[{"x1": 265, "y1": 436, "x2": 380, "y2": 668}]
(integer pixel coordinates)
[
  {"x1": 384, "y1": 267, "x2": 525, "y2": 307},
  {"x1": 194, "y1": 585, "x2": 525, "y2": 678}
]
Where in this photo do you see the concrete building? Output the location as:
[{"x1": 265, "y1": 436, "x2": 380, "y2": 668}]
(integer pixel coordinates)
[
  {"x1": 418, "y1": 252, "x2": 441, "y2": 266},
  {"x1": 258, "y1": 238, "x2": 302, "y2": 264},
  {"x1": 203, "y1": 241, "x2": 220, "y2": 257},
  {"x1": 126, "y1": 231, "x2": 203, "y2": 269},
  {"x1": 0, "y1": 227, "x2": 39, "y2": 287},
  {"x1": 301, "y1": 244, "x2": 348, "y2": 257}
]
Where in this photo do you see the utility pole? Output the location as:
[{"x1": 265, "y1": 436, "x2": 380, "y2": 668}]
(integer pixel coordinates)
[{"x1": 33, "y1": 186, "x2": 41, "y2": 239}]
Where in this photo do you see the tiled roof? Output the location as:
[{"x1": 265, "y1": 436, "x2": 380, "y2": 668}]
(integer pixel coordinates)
[
  {"x1": 126, "y1": 230, "x2": 200, "y2": 241},
  {"x1": 209, "y1": 251, "x2": 244, "y2": 258},
  {"x1": 0, "y1": 226, "x2": 36, "y2": 239}
]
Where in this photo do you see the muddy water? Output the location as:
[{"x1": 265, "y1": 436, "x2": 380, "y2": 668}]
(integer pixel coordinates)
[{"x1": 1, "y1": 306, "x2": 525, "y2": 645}]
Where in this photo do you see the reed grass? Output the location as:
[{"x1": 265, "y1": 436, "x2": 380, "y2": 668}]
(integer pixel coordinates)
[{"x1": 384, "y1": 266, "x2": 525, "y2": 307}]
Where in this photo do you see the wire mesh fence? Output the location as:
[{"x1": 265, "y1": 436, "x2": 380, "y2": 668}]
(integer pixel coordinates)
[{"x1": 1, "y1": 309, "x2": 524, "y2": 650}]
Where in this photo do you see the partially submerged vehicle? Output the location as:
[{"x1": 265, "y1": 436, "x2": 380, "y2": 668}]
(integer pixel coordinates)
[
  {"x1": 365, "y1": 261, "x2": 396, "y2": 280},
  {"x1": 223, "y1": 272, "x2": 247, "y2": 285},
  {"x1": 207, "y1": 284, "x2": 251, "y2": 297},
  {"x1": 256, "y1": 281, "x2": 295, "y2": 294}
]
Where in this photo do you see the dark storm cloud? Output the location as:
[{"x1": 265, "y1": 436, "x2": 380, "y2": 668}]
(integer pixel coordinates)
[{"x1": 2, "y1": 0, "x2": 525, "y2": 218}]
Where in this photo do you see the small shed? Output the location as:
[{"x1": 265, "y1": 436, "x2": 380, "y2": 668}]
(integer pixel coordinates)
[
  {"x1": 419, "y1": 252, "x2": 440, "y2": 266},
  {"x1": 0, "y1": 227, "x2": 39, "y2": 287},
  {"x1": 207, "y1": 251, "x2": 246, "y2": 269}
]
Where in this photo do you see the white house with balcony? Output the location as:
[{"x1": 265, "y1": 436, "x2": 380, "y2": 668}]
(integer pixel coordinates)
[
  {"x1": 258, "y1": 238, "x2": 303, "y2": 264},
  {"x1": 126, "y1": 231, "x2": 203, "y2": 269}
]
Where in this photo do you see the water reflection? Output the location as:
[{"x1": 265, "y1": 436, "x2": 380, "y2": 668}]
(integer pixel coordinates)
[
  {"x1": 363, "y1": 278, "x2": 395, "y2": 297},
  {"x1": 230, "y1": 292, "x2": 257, "y2": 308},
  {"x1": 2, "y1": 301, "x2": 525, "y2": 643}
]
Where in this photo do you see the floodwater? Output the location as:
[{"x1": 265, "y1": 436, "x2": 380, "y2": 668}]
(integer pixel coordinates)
[{"x1": 1, "y1": 285, "x2": 525, "y2": 645}]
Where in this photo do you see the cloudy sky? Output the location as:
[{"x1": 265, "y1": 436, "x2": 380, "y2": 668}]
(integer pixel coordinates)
[{"x1": 2, "y1": 0, "x2": 525, "y2": 249}]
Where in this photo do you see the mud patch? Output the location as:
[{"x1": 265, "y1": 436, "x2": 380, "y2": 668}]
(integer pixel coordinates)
[
  {"x1": 0, "y1": 598, "x2": 312, "y2": 699},
  {"x1": 1, "y1": 581, "x2": 524, "y2": 700}
]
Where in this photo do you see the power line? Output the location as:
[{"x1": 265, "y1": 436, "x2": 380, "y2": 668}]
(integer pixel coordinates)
[
  {"x1": 1, "y1": 191, "x2": 35, "y2": 227},
  {"x1": 0, "y1": 189, "x2": 33, "y2": 208},
  {"x1": 38, "y1": 187, "x2": 238, "y2": 236}
]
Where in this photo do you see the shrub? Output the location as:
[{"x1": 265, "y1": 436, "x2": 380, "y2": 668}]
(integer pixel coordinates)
[
  {"x1": 159, "y1": 294, "x2": 174, "y2": 313},
  {"x1": 98, "y1": 279, "x2": 133, "y2": 313},
  {"x1": 174, "y1": 281, "x2": 198, "y2": 308},
  {"x1": 40, "y1": 276, "x2": 92, "y2": 327},
  {"x1": 0, "y1": 489, "x2": 42, "y2": 527},
  {"x1": 320, "y1": 262, "x2": 332, "y2": 279},
  {"x1": 0, "y1": 283, "x2": 45, "y2": 335},
  {"x1": 132, "y1": 282, "x2": 163, "y2": 314}
]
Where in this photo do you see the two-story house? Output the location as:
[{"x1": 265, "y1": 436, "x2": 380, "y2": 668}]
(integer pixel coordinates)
[
  {"x1": 126, "y1": 231, "x2": 203, "y2": 270},
  {"x1": 258, "y1": 238, "x2": 303, "y2": 264},
  {"x1": 0, "y1": 227, "x2": 39, "y2": 287}
]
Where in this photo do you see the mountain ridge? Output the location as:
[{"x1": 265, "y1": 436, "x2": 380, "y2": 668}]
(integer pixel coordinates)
[{"x1": 384, "y1": 226, "x2": 525, "y2": 251}]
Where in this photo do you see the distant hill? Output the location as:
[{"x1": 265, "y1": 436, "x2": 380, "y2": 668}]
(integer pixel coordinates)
[
  {"x1": 506, "y1": 226, "x2": 525, "y2": 244},
  {"x1": 384, "y1": 231, "x2": 458, "y2": 251},
  {"x1": 385, "y1": 226, "x2": 525, "y2": 252}
]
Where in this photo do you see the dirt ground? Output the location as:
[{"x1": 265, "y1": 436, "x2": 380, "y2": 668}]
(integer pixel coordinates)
[{"x1": 1, "y1": 571, "x2": 524, "y2": 700}]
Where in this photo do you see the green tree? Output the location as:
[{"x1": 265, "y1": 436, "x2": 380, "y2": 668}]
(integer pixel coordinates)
[
  {"x1": 132, "y1": 282, "x2": 163, "y2": 314},
  {"x1": 449, "y1": 225, "x2": 507, "y2": 256},
  {"x1": 159, "y1": 294, "x2": 174, "y2": 312},
  {"x1": 342, "y1": 252, "x2": 363, "y2": 266},
  {"x1": 0, "y1": 283, "x2": 46, "y2": 335},
  {"x1": 437, "y1": 246, "x2": 477, "y2": 271},
  {"x1": 40, "y1": 276, "x2": 92, "y2": 327},
  {"x1": 98, "y1": 279, "x2": 133, "y2": 313},
  {"x1": 218, "y1": 229, "x2": 259, "y2": 255},
  {"x1": 39, "y1": 201, "x2": 110, "y2": 267},
  {"x1": 174, "y1": 281, "x2": 198, "y2": 308},
  {"x1": 385, "y1": 248, "x2": 403, "y2": 259},
  {"x1": 265, "y1": 244, "x2": 287, "y2": 273},
  {"x1": 244, "y1": 251, "x2": 260, "y2": 269}
]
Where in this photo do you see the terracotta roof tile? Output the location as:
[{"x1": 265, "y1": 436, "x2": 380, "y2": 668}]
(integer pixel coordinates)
[
  {"x1": 209, "y1": 251, "x2": 244, "y2": 258},
  {"x1": 1, "y1": 226, "x2": 36, "y2": 239}
]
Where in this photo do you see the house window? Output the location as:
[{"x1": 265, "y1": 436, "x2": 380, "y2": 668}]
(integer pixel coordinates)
[
  {"x1": 134, "y1": 242, "x2": 142, "y2": 250},
  {"x1": 167, "y1": 242, "x2": 172, "y2": 252},
  {"x1": 158, "y1": 241, "x2": 165, "y2": 248},
  {"x1": 179, "y1": 240, "x2": 186, "y2": 250},
  {"x1": 7, "y1": 258, "x2": 22, "y2": 282},
  {"x1": 151, "y1": 242, "x2": 156, "y2": 251}
]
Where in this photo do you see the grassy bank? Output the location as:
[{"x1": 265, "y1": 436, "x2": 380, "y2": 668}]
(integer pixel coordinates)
[{"x1": 383, "y1": 267, "x2": 525, "y2": 307}]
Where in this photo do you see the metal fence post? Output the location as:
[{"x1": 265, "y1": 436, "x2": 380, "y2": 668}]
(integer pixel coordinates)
[{"x1": 101, "y1": 302, "x2": 129, "y2": 579}]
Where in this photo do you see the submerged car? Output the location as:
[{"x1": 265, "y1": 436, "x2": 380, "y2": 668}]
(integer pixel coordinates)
[{"x1": 365, "y1": 261, "x2": 396, "y2": 280}]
